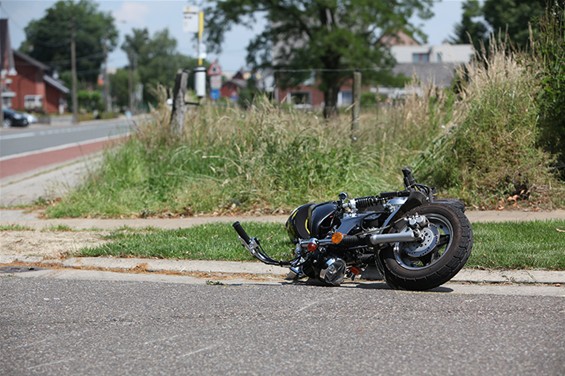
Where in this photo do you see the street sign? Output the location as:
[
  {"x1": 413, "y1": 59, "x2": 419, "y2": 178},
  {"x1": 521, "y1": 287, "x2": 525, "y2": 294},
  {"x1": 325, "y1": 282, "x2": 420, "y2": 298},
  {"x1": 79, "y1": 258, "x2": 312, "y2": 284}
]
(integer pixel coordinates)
[
  {"x1": 210, "y1": 75, "x2": 222, "y2": 90},
  {"x1": 183, "y1": 6, "x2": 199, "y2": 33},
  {"x1": 210, "y1": 89, "x2": 220, "y2": 101},
  {"x1": 207, "y1": 61, "x2": 222, "y2": 76}
]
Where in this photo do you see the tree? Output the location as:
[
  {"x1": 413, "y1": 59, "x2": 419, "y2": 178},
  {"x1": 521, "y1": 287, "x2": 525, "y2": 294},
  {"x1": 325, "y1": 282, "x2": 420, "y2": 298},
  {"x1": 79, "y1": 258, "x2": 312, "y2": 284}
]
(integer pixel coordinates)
[
  {"x1": 449, "y1": 0, "x2": 490, "y2": 50},
  {"x1": 121, "y1": 28, "x2": 200, "y2": 106},
  {"x1": 109, "y1": 68, "x2": 131, "y2": 110},
  {"x1": 21, "y1": 0, "x2": 118, "y2": 85},
  {"x1": 204, "y1": 0, "x2": 434, "y2": 118},
  {"x1": 483, "y1": 0, "x2": 547, "y2": 49},
  {"x1": 451, "y1": 0, "x2": 549, "y2": 50}
]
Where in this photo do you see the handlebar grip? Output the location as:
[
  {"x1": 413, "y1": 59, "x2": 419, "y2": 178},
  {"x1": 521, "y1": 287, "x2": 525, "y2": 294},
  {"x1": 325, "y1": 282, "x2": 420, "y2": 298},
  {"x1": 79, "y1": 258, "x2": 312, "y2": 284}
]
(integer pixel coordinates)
[
  {"x1": 233, "y1": 222, "x2": 251, "y2": 245},
  {"x1": 402, "y1": 167, "x2": 416, "y2": 187}
]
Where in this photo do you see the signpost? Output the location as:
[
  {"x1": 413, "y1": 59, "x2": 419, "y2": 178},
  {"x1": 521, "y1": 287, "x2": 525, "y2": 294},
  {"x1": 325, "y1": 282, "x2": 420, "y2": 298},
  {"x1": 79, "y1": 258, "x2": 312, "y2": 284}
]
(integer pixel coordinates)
[
  {"x1": 183, "y1": 6, "x2": 206, "y2": 98},
  {"x1": 208, "y1": 61, "x2": 222, "y2": 101}
]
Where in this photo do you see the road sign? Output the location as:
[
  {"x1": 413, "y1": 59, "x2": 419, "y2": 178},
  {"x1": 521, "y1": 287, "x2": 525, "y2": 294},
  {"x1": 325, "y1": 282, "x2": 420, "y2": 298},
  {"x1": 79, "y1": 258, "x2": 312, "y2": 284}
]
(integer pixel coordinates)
[
  {"x1": 207, "y1": 61, "x2": 222, "y2": 76},
  {"x1": 210, "y1": 89, "x2": 220, "y2": 101},
  {"x1": 183, "y1": 7, "x2": 199, "y2": 33},
  {"x1": 210, "y1": 75, "x2": 222, "y2": 90}
]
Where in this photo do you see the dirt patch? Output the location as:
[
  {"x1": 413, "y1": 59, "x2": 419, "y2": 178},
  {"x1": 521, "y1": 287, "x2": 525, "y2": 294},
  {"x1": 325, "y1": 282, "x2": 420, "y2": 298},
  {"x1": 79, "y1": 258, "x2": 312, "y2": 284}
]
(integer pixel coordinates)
[{"x1": 0, "y1": 231, "x2": 108, "y2": 259}]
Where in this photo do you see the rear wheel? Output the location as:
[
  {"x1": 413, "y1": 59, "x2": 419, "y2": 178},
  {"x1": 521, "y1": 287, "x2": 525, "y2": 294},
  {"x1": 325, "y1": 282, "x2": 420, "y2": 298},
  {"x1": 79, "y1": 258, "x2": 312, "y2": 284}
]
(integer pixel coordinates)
[
  {"x1": 381, "y1": 204, "x2": 473, "y2": 291},
  {"x1": 3, "y1": 118, "x2": 11, "y2": 128}
]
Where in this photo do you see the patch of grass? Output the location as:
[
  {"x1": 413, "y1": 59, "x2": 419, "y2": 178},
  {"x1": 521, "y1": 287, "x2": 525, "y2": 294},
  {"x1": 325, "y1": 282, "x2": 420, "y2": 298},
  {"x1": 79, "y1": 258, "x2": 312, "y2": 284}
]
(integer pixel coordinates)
[
  {"x1": 0, "y1": 224, "x2": 34, "y2": 231},
  {"x1": 81, "y1": 222, "x2": 293, "y2": 261},
  {"x1": 80, "y1": 220, "x2": 565, "y2": 270},
  {"x1": 469, "y1": 220, "x2": 565, "y2": 269},
  {"x1": 41, "y1": 224, "x2": 75, "y2": 232}
]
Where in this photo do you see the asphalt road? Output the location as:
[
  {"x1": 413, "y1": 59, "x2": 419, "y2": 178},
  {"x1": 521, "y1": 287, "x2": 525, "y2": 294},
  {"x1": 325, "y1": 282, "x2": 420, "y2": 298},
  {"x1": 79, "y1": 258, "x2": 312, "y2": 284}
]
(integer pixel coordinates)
[
  {"x1": 2, "y1": 272, "x2": 563, "y2": 376},
  {"x1": 0, "y1": 118, "x2": 132, "y2": 157}
]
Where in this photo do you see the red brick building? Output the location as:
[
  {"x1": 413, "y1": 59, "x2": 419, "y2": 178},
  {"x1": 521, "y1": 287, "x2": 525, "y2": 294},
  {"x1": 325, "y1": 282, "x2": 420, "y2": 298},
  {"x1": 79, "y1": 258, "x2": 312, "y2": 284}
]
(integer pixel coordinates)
[{"x1": 9, "y1": 50, "x2": 68, "y2": 114}]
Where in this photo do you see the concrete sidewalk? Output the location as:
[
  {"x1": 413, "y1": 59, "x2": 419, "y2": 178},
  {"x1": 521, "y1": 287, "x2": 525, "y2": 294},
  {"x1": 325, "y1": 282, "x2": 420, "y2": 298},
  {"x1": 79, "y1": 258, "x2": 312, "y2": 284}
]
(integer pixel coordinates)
[
  {"x1": 1, "y1": 254, "x2": 564, "y2": 285},
  {"x1": 1, "y1": 208, "x2": 565, "y2": 229}
]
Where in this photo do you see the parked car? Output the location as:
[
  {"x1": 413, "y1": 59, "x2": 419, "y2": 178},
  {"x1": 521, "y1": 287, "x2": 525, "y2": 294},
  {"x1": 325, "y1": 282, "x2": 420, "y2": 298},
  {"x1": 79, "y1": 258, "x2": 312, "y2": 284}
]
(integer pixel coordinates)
[
  {"x1": 2, "y1": 108, "x2": 29, "y2": 127},
  {"x1": 23, "y1": 112, "x2": 38, "y2": 124}
]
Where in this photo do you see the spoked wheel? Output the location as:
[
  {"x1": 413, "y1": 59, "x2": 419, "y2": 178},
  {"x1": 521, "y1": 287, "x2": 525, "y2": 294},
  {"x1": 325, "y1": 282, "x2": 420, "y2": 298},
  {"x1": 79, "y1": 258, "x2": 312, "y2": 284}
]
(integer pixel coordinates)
[{"x1": 381, "y1": 204, "x2": 473, "y2": 291}]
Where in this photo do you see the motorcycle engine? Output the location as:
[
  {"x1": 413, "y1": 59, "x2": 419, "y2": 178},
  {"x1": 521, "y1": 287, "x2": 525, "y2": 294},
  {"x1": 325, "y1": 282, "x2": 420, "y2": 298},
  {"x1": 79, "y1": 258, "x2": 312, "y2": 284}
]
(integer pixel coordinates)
[{"x1": 319, "y1": 257, "x2": 347, "y2": 286}]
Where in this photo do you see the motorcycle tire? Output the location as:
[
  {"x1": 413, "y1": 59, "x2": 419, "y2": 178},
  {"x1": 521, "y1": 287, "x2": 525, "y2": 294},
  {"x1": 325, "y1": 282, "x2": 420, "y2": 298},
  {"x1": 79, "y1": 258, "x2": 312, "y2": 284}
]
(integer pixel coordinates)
[{"x1": 381, "y1": 203, "x2": 473, "y2": 291}]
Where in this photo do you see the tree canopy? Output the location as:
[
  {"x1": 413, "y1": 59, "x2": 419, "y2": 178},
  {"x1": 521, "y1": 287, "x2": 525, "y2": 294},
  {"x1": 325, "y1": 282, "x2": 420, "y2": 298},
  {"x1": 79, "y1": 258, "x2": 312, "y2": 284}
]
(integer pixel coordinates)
[
  {"x1": 20, "y1": 0, "x2": 118, "y2": 85},
  {"x1": 121, "y1": 28, "x2": 200, "y2": 106},
  {"x1": 204, "y1": 0, "x2": 434, "y2": 117},
  {"x1": 451, "y1": 0, "x2": 549, "y2": 49}
]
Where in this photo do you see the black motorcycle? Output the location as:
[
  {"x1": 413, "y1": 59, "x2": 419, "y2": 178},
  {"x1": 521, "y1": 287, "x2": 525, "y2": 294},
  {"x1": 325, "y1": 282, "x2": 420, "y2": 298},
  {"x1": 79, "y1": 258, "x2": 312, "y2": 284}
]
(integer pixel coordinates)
[{"x1": 233, "y1": 168, "x2": 473, "y2": 291}]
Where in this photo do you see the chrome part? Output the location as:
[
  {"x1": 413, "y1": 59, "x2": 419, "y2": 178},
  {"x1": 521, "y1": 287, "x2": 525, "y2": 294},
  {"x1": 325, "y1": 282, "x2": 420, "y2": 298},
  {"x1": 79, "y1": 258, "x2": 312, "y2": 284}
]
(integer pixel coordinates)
[
  {"x1": 407, "y1": 214, "x2": 429, "y2": 229},
  {"x1": 369, "y1": 229, "x2": 419, "y2": 245},
  {"x1": 388, "y1": 197, "x2": 408, "y2": 207},
  {"x1": 402, "y1": 225, "x2": 440, "y2": 257},
  {"x1": 319, "y1": 258, "x2": 347, "y2": 286},
  {"x1": 394, "y1": 213, "x2": 453, "y2": 270}
]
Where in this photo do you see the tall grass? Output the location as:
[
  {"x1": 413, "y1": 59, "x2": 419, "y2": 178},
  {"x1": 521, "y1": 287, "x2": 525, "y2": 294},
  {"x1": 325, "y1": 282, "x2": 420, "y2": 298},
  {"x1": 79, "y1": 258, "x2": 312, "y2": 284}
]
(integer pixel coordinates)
[
  {"x1": 47, "y1": 90, "x2": 452, "y2": 218},
  {"x1": 46, "y1": 40, "x2": 565, "y2": 218},
  {"x1": 415, "y1": 41, "x2": 565, "y2": 209}
]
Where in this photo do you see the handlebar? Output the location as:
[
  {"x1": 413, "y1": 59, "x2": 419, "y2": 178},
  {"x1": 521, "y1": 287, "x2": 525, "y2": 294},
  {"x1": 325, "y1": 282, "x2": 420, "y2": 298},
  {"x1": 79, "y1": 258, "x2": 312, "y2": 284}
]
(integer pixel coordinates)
[
  {"x1": 232, "y1": 221, "x2": 251, "y2": 245},
  {"x1": 402, "y1": 167, "x2": 416, "y2": 188}
]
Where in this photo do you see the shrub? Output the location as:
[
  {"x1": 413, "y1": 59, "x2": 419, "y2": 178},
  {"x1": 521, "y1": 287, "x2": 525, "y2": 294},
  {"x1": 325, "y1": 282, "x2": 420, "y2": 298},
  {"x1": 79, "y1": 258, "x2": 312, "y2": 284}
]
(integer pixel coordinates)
[{"x1": 416, "y1": 42, "x2": 563, "y2": 209}]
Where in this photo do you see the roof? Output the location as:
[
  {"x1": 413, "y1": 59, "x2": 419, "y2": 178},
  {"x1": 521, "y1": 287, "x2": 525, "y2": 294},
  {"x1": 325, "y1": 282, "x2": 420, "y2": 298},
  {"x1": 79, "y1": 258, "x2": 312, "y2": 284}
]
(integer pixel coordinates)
[
  {"x1": 13, "y1": 50, "x2": 49, "y2": 71},
  {"x1": 43, "y1": 74, "x2": 69, "y2": 94}
]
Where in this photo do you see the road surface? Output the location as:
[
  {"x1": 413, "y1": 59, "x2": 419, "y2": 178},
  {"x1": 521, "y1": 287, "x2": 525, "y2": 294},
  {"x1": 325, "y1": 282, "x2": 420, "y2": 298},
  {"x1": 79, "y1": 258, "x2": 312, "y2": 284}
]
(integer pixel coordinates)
[
  {"x1": 1, "y1": 270, "x2": 563, "y2": 376},
  {"x1": 0, "y1": 118, "x2": 132, "y2": 157}
]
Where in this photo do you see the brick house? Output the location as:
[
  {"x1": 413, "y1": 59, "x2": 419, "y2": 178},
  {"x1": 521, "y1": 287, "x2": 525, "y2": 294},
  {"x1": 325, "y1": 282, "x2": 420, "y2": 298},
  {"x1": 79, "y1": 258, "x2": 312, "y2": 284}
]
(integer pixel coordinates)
[{"x1": 9, "y1": 50, "x2": 68, "y2": 114}]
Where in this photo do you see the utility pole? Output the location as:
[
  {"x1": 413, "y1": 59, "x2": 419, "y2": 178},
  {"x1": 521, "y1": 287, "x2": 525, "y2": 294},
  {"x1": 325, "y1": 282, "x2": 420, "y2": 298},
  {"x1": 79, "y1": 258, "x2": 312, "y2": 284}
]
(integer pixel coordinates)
[
  {"x1": 351, "y1": 71, "x2": 361, "y2": 142},
  {"x1": 102, "y1": 39, "x2": 111, "y2": 113},
  {"x1": 70, "y1": 21, "x2": 78, "y2": 124},
  {"x1": 127, "y1": 51, "x2": 136, "y2": 114}
]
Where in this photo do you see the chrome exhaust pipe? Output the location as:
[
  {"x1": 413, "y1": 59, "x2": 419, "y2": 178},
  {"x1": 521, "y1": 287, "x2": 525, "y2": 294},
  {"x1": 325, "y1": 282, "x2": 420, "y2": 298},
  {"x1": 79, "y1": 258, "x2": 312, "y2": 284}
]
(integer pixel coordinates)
[{"x1": 369, "y1": 230, "x2": 418, "y2": 245}]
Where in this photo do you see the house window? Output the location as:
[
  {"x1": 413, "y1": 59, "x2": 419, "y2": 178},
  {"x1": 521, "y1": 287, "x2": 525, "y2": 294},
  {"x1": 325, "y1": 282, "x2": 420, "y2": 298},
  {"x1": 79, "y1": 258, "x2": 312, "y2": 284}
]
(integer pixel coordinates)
[
  {"x1": 289, "y1": 92, "x2": 311, "y2": 108},
  {"x1": 339, "y1": 91, "x2": 352, "y2": 106},
  {"x1": 412, "y1": 53, "x2": 430, "y2": 63},
  {"x1": 24, "y1": 95, "x2": 43, "y2": 110}
]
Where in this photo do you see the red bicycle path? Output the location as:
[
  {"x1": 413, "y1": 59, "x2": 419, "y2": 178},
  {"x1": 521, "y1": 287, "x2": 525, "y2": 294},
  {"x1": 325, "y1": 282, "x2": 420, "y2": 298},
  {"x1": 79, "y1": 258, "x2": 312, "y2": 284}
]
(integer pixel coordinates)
[{"x1": 0, "y1": 137, "x2": 123, "y2": 180}]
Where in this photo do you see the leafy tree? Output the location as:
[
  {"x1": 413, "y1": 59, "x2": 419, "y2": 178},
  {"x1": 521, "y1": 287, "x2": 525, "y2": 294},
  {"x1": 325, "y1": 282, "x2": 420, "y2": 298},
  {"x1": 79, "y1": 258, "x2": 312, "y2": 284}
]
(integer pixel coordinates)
[
  {"x1": 109, "y1": 68, "x2": 131, "y2": 110},
  {"x1": 204, "y1": 0, "x2": 434, "y2": 117},
  {"x1": 449, "y1": 0, "x2": 490, "y2": 50},
  {"x1": 77, "y1": 90, "x2": 103, "y2": 112},
  {"x1": 483, "y1": 0, "x2": 547, "y2": 49},
  {"x1": 451, "y1": 0, "x2": 549, "y2": 50},
  {"x1": 121, "y1": 28, "x2": 200, "y2": 105},
  {"x1": 21, "y1": 0, "x2": 118, "y2": 85}
]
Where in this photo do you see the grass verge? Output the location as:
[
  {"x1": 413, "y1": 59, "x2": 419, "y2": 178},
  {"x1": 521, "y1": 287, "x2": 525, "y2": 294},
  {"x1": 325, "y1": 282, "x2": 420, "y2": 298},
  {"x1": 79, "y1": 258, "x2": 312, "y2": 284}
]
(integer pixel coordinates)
[{"x1": 80, "y1": 220, "x2": 565, "y2": 270}]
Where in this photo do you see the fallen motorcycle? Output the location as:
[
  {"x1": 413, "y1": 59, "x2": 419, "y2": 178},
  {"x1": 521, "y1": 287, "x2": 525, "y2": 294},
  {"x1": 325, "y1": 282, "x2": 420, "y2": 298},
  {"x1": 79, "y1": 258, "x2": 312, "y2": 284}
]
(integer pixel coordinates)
[{"x1": 233, "y1": 168, "x2": 473, "y2": 291}]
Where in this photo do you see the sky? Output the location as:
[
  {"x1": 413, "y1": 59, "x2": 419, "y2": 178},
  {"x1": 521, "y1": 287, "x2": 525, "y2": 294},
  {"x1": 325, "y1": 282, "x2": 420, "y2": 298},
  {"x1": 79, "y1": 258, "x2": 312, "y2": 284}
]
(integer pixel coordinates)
[{"x1": 1, "y1": 0, "x2": 468, "y2": 74}]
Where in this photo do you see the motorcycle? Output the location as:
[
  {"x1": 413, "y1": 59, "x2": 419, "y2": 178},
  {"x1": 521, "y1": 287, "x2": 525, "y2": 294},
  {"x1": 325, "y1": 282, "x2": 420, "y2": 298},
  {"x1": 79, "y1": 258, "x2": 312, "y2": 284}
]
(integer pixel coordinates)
[{"x1": 233, "y1": 168, "x2": 473, "y2": 291}]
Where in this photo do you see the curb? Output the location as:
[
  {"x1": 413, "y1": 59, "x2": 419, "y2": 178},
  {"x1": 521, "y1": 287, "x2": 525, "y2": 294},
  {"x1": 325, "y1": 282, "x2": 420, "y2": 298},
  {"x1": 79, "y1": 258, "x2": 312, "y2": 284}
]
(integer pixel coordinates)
[{"x1": 1, "y1": 255, "x2": 564, "y2": 285}]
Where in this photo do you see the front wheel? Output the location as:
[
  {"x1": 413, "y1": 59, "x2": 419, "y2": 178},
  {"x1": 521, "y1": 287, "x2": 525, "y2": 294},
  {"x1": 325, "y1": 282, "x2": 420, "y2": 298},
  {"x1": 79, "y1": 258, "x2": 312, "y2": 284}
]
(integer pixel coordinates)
[{"x1": 381, "y1": 204, "x2": 473, "y2": 291}]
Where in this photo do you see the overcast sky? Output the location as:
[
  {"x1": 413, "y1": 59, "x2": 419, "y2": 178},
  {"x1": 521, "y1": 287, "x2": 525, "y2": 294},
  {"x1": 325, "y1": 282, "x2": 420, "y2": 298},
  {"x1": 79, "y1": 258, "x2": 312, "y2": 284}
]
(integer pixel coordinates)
[{"x1": 1, "y1": 0, "x2": 467, "y2": 73}]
